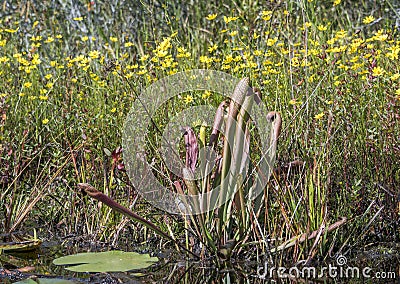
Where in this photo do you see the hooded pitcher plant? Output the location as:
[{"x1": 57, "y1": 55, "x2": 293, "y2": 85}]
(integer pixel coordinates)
[{"x1": 79, "y1": 77, "x2": 281, "y2": 261}]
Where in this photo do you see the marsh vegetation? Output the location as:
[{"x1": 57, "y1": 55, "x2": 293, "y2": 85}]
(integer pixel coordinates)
[{"x1": 0, "y1": 0, "x2": 399, "y2": 282}]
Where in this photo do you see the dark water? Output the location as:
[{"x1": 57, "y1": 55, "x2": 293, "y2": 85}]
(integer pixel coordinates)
[{"x1": 1, "y1": 241, "x2": 399, "y2": 283}]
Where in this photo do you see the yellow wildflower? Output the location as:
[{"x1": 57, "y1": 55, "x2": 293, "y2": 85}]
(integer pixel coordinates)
[
  {"x1": 88, "y1": 50, "x2": 100, "y2": 59},
  {"x1": 4, "y1": 27, "x2": 18, "y2": 33},
  {"x1": 202, "y1": 91, "x2": 211, "y2": 99},
  {"x1": 156, "y1": 50, "x2": 168, "y2": 58},
  {"x1": 30, "y1": 35, "x2": 42, "y2": 41},
  {"x1": 125, "y1": 72, "x2": 134, "y2": 79},
  {"x1": 335, "y1": 30, "x2": 347, "y2": 39},
  {"x1": 206, "y1": 13, "x2": 217, "y2": 20},
  {"x1": 266, "y1": 37, "x2": 278, "y2": 46},
  {"x1": 291, "y1": 57, "x2": 300, "y2": 67},
  {"x1": 140, "y1": 55, "x2": 149, "y2": 62},
  {"x1": 0, "y1": 56, "x2": 9, "y2": 63},
  {"x1": 44, "y1": 37, "x2": 54, "y2": 43},
  {"x1": 327, "y1": 38, "x2": 336, "y2": 45},
  {"x1": 42, "y1": 118, "x2": 49, "y2": 124},
  {"x1": 234, "y1": 55, "x2": 242, "y2": 62},
  {"x1": 208, "y1": 44, "x2": 218, "y2": 53},
  {"x1": 386, "y1": 45, "x2": 399, "y2": 60},
  {"x1": 390, "y1": 73, "x2": 400, "y2": 80},
  {"x1": 373, "y1": 30, "x2": 388, "y2": 41},
  {"x1": 363, "y1": 16, "x2": 375, "y2": 24},
  {"x1": 177, "y1": 47, "x2": 191, "y2": 58},
  {"x1": 304, "y1": 22, "x2": 312, "y2": 28},
  {"x1": 136, "y1": 69, "x2": 147, "y2": 75},
  {"x1": 24, "y1": 82, "x2": 32, "y2": 88},
  {"x1": 184, "y1": 95, "x2": 193, "y2": 104},
  {"x1": 199, "y1": 56, "x2": 213, "y2": 64},
  {"x1": 315, "y1": 112, "x2": 324, "y2": 120},
  {"x1": 289, "y1": 99, "x2": 302, "y2": 106},
  {"x1": 223, "y1": 16, "x2": 239, "y2": 24},
  {"x1": 261, "y1": 10, "x2": 272, "y2": 21},
  {"x1": 232, "y1": 47, "x2": 243, "y2": 51},
  {"x1": 158, "y1": 37, "x2": 172, "y2": 50},
  {"x1": 372, "y1": 66, "x2": 384, "y2": 77},
  {"x1": 223, "y1": 54, "x2": 233, "y2": 64},
  {"x1": 127, "y1": 64, "x2": 138, "y2": 70},
  {"x1": 333, "y1": 0, "x2": 341, "y2": 6},
  {"x1": 73, "y1": 17, "x2": 83, "y2": 21}
]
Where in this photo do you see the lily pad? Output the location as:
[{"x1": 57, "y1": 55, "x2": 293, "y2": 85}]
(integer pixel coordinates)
[
  {"x1": 53, "y1": 250, "x2": 158, "y2": 272},
  {"x1": 14, "y1": 279, "x2": 76, "y2": 284},
  {"x1": 0, "y1": 232, "x2": 42, "y2": 252},
  {"x1": 0, "y1": 239, "x2": 42, "y2": 252}
]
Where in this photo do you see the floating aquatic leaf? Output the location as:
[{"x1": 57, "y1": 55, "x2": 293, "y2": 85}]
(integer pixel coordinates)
[
  {"x1": 13, "y1": 280, "x2": 37, "y2": 284},
  {"x1": 0, "y1": 233, "x2": 42, "y2": 253},
  {"x1": 0, "y1": 239, "x2": 42, "y2": 252},
  {"x1": 53, "y1": 250, "x2": 158, "y2": 272},
  {"x1": 14, "y1": 279, "x2": 76, "y2": 284}
]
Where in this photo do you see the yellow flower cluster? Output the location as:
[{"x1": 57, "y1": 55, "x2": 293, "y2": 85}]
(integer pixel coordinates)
[{"x1": 0, "y1": 7, "x2": 398, "y2": 117}]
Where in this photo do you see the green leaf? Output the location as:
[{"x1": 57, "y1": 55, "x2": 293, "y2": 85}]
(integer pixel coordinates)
[
  {"x1": 37, "y1": 279, "x2": 77, "y2": 284},
  {"x1": 14, "y1": 279, "x2": 76, "y2": 284},
  {"x1": 0, "y1": 239, "x2": 42, "y2": 252},
  {"x1": 53, "y1": 251, "x2": 158, "y2": 272},
  {"x1": 13, "y1": 280, "x2": 37, "y2": 284}
]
